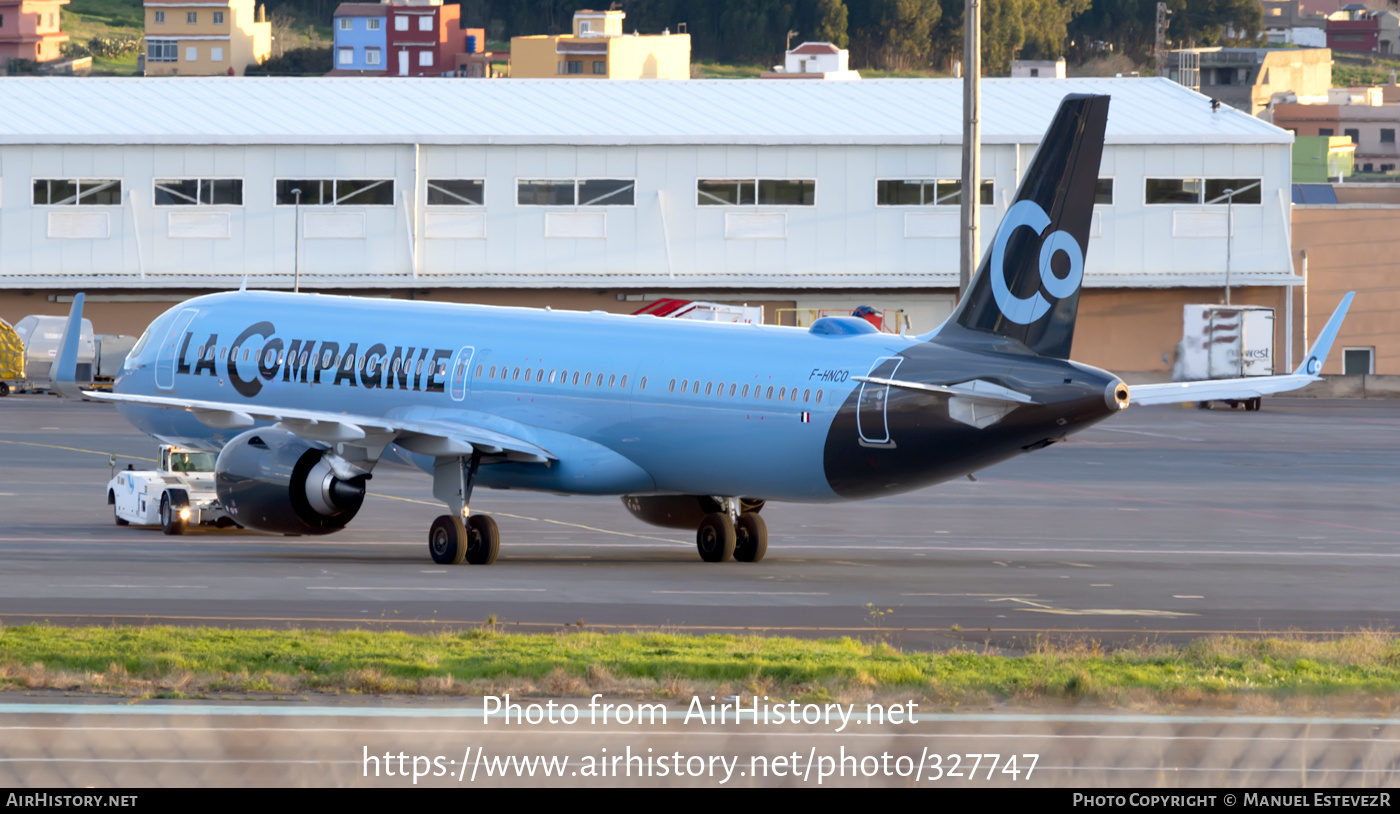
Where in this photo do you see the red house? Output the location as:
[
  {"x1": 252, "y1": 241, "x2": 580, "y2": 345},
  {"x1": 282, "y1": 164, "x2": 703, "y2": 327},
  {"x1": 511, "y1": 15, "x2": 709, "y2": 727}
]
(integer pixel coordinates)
[
  {"x1": 1327, "y1": 11, "x2": 1380, "y2": 53},
  {"x1": 387, "y1": 0, "x2": 458, "y2": 76}
]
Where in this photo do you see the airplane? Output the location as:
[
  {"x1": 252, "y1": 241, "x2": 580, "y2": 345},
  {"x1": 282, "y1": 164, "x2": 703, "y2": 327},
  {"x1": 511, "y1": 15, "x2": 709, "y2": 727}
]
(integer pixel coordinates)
[{"x1": 49, "y1": 93, "x2": 1354, "y2": 566}]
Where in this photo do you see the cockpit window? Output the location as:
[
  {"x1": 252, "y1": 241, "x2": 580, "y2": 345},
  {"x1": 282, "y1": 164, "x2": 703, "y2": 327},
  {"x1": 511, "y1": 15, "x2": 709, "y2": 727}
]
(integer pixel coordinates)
[{"x1": 123, "y1": 327, "x2": 154, "y2": 370}]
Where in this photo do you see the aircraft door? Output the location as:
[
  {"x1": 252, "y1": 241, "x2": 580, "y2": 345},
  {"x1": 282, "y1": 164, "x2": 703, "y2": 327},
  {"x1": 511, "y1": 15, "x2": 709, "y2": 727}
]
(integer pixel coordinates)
[
  {"x1": 449, "y1": 346, "x2": 475, "y2": 402},
  {"x1": 857, "y1": 356, "x2": 903, "y2": 446},
  {"x1": 154, "y1": 308, "x2": 198, "y2": 391}
]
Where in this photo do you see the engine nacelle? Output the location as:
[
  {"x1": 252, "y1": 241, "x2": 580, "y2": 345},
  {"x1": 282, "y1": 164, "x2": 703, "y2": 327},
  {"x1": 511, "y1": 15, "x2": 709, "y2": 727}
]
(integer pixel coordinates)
[
  {"x1": 621, "y1": 495, "x2": 765, "y2": 529},
  {"x1": 215, "y1": 428, "x2": 368, "y2": 536}
]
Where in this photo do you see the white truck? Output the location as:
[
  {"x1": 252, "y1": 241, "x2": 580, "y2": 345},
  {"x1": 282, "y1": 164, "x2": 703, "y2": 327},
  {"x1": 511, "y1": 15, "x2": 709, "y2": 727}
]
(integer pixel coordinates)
[{"x1": 107, "y1": 446, "x2": 234, "y2": 535}]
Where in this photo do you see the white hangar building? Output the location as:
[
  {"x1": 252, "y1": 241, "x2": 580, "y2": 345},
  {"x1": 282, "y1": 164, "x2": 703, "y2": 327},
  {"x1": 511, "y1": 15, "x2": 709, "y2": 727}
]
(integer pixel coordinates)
[{"x1": 0, "y1": 77, "x2": 1296, "y2": 374}]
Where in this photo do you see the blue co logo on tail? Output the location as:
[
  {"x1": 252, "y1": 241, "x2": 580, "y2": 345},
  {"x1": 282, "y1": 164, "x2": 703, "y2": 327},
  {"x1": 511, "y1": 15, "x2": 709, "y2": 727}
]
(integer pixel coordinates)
[{"x1": 990, "y1": 200, "x2": 1085, "y2": 326}]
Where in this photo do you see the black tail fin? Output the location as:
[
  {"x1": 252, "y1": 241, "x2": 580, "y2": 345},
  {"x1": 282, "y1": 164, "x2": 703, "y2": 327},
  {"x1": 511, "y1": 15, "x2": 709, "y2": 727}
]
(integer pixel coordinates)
[{"x1": 947, "y1": 94, "x2": 1110, "y2": 359}]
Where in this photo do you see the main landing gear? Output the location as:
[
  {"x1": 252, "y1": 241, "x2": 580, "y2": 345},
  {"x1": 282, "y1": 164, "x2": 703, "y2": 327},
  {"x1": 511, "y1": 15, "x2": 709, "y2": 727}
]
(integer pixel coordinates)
[
  {"x1": 696, "y1": 498, "x2": 767, "y2": 563},
  {"x1": 1198, "y1": 397, "x2": 1263, "y2": 411},
  {"x1": 428, "y1": 451, "x2": 500, "y2": 565}
]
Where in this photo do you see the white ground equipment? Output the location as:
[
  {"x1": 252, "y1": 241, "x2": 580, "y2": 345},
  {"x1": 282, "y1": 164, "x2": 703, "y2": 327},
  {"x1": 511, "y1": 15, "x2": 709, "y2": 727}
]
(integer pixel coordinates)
[{"x1": 107, "y1": 445, "x2": 234, "y2": 535}]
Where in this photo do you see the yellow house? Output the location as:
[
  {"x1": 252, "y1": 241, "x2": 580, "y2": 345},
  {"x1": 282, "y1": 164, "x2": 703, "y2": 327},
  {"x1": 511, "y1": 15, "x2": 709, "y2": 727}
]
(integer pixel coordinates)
[
  {"x1": 511, "y1": 8, "x2": 689, "y2": 79},
  {"x1": 144, "y1": 0, "x2": 271, "y2": 76}
]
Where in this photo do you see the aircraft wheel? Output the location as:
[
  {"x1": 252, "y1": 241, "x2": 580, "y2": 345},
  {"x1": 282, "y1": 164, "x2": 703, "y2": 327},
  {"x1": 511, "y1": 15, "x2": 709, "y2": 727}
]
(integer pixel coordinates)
[
  {"x1": 734, "y1": 513, "x2": 768, "y2": 563},
  {"x1": 696, "y1": 512, "x2": 736, "y2": 563},
  {"x1": 465, "y1": 514, "x2": 500, "y2": 565},
  {"x1": 0, "y1": 382, "x2": 9, "y2": 397},
  {"x1": 429, "y1": 515, "x2": 467, "y2": 565},
  {"x1": 159, "y1": 494, "x2": 186, "y2": 536},
  {"x1": 1197, "y1": 400, "x2": 1211, "y2": 410},
  {"x1": 1249, "y1": 397, "x2": 1262, "y2": 411}
]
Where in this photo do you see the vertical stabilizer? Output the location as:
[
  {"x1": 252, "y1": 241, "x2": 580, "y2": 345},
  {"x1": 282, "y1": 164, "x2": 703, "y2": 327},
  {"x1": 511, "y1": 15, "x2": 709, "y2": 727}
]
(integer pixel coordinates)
[{"x1": 947, "y1": 94, "x2": 1110, "y2": 359}]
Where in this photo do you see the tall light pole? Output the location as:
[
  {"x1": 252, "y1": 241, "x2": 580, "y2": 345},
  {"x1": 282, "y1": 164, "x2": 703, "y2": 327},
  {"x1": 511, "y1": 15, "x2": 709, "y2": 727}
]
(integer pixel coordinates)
[
  {"x1": 1223, "y1": 187, "x2": 1234, "y2": 306},
  {"x1": 292, "y1": 187, "x2": 302, "y2": 294},
  {"x1": 959, "y1": 0, "x2": 981, "y2": 299}
]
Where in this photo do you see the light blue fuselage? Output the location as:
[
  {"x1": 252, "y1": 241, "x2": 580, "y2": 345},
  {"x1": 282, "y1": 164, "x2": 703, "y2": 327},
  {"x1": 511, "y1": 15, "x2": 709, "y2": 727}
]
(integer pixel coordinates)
[{"x1": 115, "y1": 291, "x2": 926, "y2": 503}]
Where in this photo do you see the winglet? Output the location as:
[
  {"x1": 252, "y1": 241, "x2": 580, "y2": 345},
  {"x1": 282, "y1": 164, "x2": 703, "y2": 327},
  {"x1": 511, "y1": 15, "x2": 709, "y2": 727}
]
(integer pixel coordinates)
[
  {"x1": 1294, "y1": 291, "x2": 1355, "y2": 377},
  {"x1": 50, "y1": 293, "x2": 86, "y2": 398}
]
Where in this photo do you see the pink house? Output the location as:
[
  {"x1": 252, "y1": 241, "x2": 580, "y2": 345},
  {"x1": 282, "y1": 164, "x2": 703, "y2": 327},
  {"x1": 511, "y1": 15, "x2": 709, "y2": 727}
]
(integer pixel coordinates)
[{"x1": 0, "y1": 0, "x2": 69, "y2": 64}]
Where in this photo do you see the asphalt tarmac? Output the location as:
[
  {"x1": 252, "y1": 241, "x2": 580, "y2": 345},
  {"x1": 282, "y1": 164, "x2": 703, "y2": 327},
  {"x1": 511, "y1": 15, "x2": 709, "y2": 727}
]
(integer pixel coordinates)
[{"x1": 1, "y1": 395, "x2": 1399, "y2": 649}]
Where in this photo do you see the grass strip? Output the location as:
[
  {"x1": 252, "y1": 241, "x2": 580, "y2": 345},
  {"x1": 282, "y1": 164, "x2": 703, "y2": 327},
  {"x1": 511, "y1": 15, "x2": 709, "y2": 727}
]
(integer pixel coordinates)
[{"x1": 2, "y1": 625, "x2": 1400, "y2": 706}]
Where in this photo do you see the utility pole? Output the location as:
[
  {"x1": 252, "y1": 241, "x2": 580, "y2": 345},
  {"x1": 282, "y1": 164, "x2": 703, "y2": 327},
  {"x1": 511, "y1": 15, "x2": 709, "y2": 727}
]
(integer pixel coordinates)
[
  {"x1": 959, "y1": 0, "x2": 981, "y2": 299},
  {"x1": 1223, "y1": 188, "x2": 1234, "y2": 306},
  {"x1": 1154, "y1": 2, "x2": 1170, "y2": 78},
  {"x1": 292, "y1": 188, "x2": 302, "y2": 293}
]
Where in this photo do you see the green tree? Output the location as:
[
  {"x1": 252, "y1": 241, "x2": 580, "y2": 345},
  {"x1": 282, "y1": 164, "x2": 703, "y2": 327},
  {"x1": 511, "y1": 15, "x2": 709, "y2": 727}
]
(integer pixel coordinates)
[{"x1": 816, "y1": 0, "x2": 850, "y2": 49}]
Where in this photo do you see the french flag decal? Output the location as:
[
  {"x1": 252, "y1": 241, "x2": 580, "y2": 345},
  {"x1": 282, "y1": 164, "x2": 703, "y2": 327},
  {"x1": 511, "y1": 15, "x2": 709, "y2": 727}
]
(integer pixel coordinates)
[{"x1": 800, "y1": 411, "x2": 810, "y2": 423}]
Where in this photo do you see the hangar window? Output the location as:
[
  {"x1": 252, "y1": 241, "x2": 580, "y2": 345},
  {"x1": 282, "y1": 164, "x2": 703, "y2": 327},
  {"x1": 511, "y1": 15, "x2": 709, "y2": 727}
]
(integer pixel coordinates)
[
  {"x1": 876, "y1": 179, "x2": 992, "y2": 206},
  {"x1": 275, "y1": 179, "x2": 394, "y2": 206},
  {"x1": 1205, "y1": 179, "x2": 1261, "y2": 205},
  {"x1": 1147, "y1": 177, "x2": 1261, "y2": 205},
  {"x1": 1095, "y1": 178, "x2": 1114, "y2": 205},
  {"x1": 699, "y1": 179, "x2": 816, "y2": 206},
  {"x1": 1145, "y1": 178, "x2": 1204, "y2": 205},
  {"x1": 33, "y1": 179, "x2": 122, "y2": 205},
  {"x1": 427, "y1": 179, "x2": 484, "y2": 206},
  {"x1": 155, "y1": 179, "x2": 243, "y2": 206},
  {"x1": 517, "y1": 179, "x2": 635, "y2": 207},
  {"x1": 1384, "y1": 129, "x2": 1396, "y2": 144},
  {"x1": 147, "y1": 38, "x2": 176, "y2": 61}
]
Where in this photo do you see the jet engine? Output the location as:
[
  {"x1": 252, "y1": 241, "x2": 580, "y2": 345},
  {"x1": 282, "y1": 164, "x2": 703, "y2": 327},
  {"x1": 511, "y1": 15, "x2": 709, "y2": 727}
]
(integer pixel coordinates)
[
  {"x1": 621, "y1": 495, "x2": 765, "y2": 529},
  {"x1": 215, "y1": 428, "x2": 368, "y2": 535}
]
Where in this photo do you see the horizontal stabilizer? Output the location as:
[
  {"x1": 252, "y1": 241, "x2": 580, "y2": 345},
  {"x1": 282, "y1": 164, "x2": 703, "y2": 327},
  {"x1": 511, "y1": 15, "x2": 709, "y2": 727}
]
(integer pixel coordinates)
[{"x1": 1131, "y1": 293, "x2": 1356, "y2": 407}]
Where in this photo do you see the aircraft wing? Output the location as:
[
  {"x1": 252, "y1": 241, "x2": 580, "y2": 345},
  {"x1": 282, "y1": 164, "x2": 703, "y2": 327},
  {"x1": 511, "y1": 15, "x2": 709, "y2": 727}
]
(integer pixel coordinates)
[
  {"x1": 1130, "y1": 292, "x2": 1354, "y2": 407},
  {"x1": 85, "y1": 391, "x2": 555, "y2": 463}
]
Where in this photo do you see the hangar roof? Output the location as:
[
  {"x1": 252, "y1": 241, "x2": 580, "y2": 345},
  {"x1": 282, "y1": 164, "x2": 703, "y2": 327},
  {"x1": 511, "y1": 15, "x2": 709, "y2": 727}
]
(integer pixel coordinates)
[{"x1": 0, "y1": 76, "x2": 1291, "y2": 147}]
